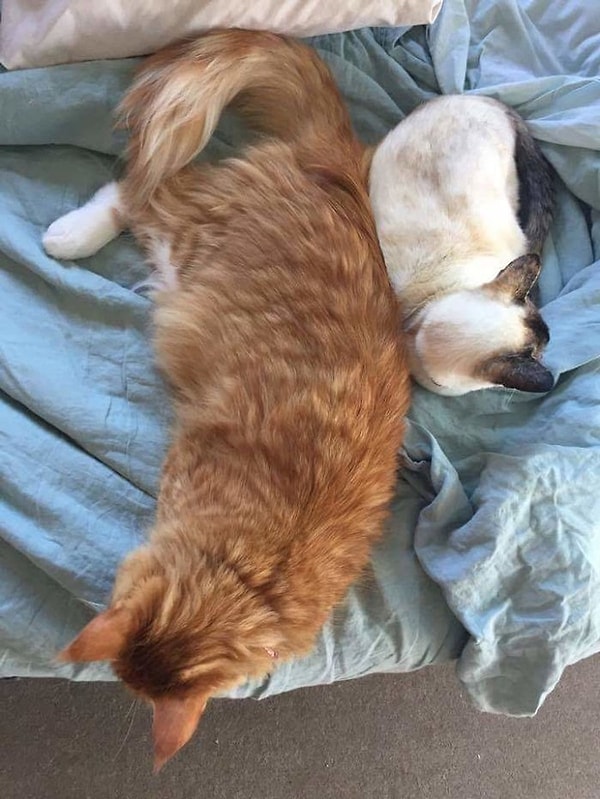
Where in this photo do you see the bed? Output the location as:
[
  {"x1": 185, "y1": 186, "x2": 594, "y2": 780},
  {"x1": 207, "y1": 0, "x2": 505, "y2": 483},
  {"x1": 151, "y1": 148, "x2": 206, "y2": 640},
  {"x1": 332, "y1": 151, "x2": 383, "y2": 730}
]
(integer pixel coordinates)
[{"x1": 1, "y1": 0, "x2": 599, "y2": 717}]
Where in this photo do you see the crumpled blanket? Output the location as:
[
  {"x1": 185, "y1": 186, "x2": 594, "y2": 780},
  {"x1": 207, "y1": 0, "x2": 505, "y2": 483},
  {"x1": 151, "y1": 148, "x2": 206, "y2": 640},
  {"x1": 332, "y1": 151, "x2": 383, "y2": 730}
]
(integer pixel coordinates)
[{"x1": 1, "y1": 0, "x2": 599, "y2": 716}]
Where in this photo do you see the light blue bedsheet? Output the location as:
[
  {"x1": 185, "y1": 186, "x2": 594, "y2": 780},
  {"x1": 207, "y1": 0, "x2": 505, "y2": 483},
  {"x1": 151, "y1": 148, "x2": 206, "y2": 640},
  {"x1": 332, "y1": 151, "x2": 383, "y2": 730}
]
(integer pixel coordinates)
[{"x1": 1, "y1": 0, "x2": 600, "y2": 716}]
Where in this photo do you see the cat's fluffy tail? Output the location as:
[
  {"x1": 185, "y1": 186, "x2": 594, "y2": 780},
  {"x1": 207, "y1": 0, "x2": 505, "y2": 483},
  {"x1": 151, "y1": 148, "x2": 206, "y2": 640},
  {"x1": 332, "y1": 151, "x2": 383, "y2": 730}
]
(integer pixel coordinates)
[
  {"x1": 118, "y1": 29, "x2": 352, "y2": 202},
  {"x1": 508, "y1": 109, "x2": 555, "y2": 254}
]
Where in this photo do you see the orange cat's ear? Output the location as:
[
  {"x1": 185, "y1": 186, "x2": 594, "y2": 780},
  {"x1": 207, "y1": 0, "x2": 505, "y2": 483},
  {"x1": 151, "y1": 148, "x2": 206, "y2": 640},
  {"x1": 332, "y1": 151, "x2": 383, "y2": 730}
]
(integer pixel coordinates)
[
  {"x1": 152, "y1": 694, "x2": 208, "y2": 772},
  {"x1": 56, "y1": 607, "x2": 132, "y2": 663}
]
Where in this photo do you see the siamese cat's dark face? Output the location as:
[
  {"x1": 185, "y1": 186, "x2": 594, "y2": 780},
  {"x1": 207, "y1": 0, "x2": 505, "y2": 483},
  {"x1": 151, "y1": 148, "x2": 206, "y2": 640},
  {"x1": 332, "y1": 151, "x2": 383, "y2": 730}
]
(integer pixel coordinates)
[{"x1": 408, "y1": 255, "x2": 554, "y2": 396}]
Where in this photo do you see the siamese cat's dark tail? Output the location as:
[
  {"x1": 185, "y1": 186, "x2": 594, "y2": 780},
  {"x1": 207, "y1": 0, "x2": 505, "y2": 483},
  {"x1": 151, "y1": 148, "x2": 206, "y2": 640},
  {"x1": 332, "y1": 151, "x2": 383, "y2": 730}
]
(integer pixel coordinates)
[{"x1": 507, "y1": 108, "x2": 554, "y2": 254}]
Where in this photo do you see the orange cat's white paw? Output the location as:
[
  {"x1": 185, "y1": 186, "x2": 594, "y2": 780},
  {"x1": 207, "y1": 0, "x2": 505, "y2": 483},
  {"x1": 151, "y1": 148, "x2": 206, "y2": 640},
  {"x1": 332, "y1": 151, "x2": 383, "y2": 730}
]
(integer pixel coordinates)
[{"x1": 43, "y1": 182, "x2": 123, "y2": 260}]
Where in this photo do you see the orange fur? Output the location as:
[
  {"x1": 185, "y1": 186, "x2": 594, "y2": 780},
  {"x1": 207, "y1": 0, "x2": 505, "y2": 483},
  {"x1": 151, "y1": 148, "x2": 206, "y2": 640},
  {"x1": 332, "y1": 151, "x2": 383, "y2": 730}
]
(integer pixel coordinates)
[{"x1": 59, "y1": 30, "x2": 410, "y2": 768}]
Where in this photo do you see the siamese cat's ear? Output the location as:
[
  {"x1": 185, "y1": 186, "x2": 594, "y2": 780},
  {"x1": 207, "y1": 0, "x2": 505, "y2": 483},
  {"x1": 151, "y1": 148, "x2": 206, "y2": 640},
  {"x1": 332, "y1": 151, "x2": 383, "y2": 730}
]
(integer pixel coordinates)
[
  {"x1": 481, "y1": 353, "x2": 554, "y2": 393},
  {"x1": 490, "y1": 254, "x2": 542, "y2": 303}
]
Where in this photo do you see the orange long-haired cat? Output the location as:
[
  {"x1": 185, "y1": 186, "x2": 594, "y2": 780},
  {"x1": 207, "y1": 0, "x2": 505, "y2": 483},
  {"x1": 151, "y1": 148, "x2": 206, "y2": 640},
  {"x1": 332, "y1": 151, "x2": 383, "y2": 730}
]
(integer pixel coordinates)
[{"x1": 44, "y1": 30, "x2": 410, "y2": 769}]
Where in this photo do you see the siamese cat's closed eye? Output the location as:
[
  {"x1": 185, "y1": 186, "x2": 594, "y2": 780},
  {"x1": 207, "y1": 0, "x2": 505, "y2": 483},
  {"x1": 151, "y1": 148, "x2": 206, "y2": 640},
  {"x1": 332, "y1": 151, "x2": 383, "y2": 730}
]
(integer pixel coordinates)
[{"x1": 369, "y1": 94, "x2": 555, "y2": 396}]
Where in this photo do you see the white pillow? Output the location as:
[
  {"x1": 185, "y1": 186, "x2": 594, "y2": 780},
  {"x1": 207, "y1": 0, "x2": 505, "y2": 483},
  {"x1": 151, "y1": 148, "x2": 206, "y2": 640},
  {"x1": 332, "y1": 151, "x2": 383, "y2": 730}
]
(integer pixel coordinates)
[{"x1": 0, "y1": 0, "x2": 443, "y2": 70}]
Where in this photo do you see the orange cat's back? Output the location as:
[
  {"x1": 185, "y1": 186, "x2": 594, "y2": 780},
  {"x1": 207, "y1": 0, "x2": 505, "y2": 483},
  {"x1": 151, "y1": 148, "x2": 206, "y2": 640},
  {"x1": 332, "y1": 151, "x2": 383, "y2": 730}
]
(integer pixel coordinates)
[{"x1": 150, "y1": 136, "x2": 409, "y2": 613}]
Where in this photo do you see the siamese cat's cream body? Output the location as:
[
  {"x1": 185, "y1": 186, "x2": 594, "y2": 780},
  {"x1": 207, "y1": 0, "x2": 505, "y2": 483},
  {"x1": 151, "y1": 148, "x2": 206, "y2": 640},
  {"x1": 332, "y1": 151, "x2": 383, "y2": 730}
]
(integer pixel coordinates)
[{"x1": 370, "y1": 94, "x2": 554, "y2": 396}]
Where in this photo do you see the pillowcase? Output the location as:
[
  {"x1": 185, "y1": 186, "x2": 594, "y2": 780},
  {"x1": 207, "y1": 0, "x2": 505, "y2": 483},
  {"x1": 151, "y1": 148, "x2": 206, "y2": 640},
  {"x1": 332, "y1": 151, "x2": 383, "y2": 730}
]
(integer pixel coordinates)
[{"x1": 0, "y1": 0, "x2": 443, "y2": 70}]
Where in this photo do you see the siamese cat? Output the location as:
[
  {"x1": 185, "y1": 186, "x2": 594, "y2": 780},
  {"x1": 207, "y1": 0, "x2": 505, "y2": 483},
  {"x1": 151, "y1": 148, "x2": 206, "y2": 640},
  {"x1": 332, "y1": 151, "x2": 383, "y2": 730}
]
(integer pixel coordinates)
[{"x1": 369, "y1": 94, "x2": 554, "y2": 396}]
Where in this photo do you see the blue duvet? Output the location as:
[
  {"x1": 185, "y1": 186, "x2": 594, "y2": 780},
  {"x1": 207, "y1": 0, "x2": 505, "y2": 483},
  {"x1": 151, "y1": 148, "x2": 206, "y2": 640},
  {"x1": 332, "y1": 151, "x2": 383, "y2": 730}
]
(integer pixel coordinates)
[{"x1": 1, "y1": 0, "x2": 599, "y2": 715}]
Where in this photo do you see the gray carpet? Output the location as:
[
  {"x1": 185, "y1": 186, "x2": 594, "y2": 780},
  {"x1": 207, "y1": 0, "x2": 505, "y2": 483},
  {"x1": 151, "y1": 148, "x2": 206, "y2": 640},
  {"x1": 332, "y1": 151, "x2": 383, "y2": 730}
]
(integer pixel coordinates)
[{"x1": 1, "y1": 657, "x2": 598, "y2": 799}]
